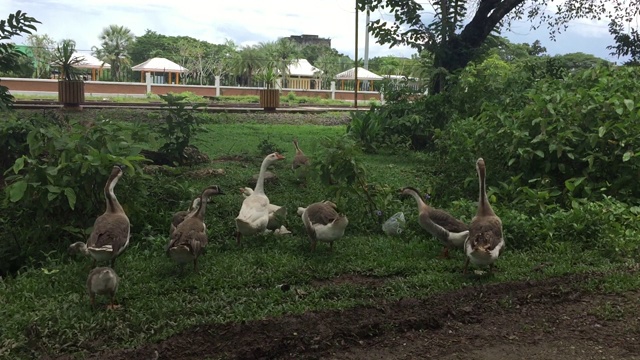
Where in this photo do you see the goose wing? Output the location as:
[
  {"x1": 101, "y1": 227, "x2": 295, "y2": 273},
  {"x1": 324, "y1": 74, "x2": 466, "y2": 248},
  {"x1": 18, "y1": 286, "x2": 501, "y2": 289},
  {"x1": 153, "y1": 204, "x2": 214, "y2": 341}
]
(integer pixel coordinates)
[
  {"x1": 87, "y1": 214, "x2": 130, "y2": 254},
  {"x1": 429, "y1": 208, "x2": 468, "y2": 233}
]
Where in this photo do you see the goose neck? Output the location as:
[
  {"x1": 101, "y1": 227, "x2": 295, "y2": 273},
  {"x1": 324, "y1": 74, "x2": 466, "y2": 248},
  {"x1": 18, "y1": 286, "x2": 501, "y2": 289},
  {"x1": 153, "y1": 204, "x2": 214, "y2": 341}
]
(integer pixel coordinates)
[
  {"x1": 254, "y1": 158, "x2": 271, "y2": 194},
  {"x1": 104, "y1": 174, "x2": 124, "y2": 214}
]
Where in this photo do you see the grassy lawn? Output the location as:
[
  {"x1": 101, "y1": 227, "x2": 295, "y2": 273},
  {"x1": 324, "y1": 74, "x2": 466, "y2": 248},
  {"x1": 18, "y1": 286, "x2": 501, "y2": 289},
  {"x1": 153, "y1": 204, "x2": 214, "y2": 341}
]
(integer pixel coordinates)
[
  {"x1": 12, "y1": 92, "x2": 377, "y2": 107},
  {"x1": 1, "y1": 117, "x2": 638, "y2": 359}
]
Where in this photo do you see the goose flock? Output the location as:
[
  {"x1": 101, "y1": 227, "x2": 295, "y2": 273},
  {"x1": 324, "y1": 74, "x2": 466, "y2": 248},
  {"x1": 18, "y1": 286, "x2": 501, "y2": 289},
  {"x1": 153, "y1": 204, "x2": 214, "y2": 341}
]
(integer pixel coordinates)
[{"x1": 68, "y1": 139, "x2": 503, "y2": 310}]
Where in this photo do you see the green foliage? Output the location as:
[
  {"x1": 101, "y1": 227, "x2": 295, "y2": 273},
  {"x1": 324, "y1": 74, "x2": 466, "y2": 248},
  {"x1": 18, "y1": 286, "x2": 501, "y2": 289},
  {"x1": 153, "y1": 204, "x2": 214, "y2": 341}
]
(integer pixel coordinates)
[
  {"x1": 346, "y1": 107, "x2": 383, "y2": 152},
  {"x1": 0, "y1": 111, "x2": 45, "y2": 174},
  {"x1": 92, "y1": 24, "x2": 134, "y2": 82},
  {"x1": 435, "y1": 65, "x2": 640, "y2": 206},
  {"x1": 169, "y1": 91, "x2": 207, "y2": 104},
  {"x1": 0, "y1": 10, "x2": 40, "y2": 110},
  {"x1": 51, "y1": 39, "x2": 84, "y2": 81},
  {"x1": 607, "y1": 20, "x2": 640, "y2": 66},
  {"x1": 313, "y1": 135, "x2": 381, "y2": 222},
  {"x1": 256, "y1": 138, "x2": 284, "y2": 155},
  {"x1": 1, "y1": 113, "x2": 149, "y2": 275},
  {"x1": 157, "y1": 93, "x2": 206, "y2": 165},
  {"x1": 1, "y1": 115, "x2": 640, "y2": 358},
  {"x1": 346, "y1": 82, "x2": 442, "y2": 151}
]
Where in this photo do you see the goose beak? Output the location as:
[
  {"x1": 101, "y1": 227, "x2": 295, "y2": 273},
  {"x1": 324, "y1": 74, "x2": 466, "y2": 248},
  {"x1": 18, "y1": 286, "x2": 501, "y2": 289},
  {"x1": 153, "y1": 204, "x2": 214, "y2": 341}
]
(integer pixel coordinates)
[{"x1": 275, "y1": 153, "x2": 285, "y2": 160}]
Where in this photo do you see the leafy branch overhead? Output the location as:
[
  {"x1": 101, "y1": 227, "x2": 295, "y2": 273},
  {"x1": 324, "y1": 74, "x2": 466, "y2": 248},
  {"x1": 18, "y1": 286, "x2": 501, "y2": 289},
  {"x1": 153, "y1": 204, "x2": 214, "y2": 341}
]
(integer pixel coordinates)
[
  {"x1": 0, "y1": 10, "x2": 40, "y2": 110},
  {"x1": 358, "y1": 0, "x2": 640, "y2": 50},
  {"x1": 357, "y1": 0, "x2": 640, "y2": 93}
]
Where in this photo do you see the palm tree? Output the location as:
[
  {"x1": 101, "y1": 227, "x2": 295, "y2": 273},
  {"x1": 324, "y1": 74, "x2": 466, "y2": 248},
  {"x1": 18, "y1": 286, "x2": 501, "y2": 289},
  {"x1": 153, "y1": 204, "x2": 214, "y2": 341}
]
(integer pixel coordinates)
[
  {"x1": 314, "y1": 53, "x2": 340, "y2": 88},
  {"x1": 231, "y1": 45, "x2": 261, "y2": 86},
  {"x1": 257, "y1": 39, "x2": 300, "y2": 88},
  {"x1": 92, "y1": 24, "x2": 134, "y2": 82}
]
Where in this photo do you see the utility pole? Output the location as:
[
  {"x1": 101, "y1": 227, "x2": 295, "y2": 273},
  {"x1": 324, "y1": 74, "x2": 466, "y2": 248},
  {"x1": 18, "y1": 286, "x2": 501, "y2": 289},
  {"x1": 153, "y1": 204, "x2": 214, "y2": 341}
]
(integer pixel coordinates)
[
  {"x1": 354, "y1": 0, "x2": 358, "y2": 108},
  {"x1": 364, "y1": 6, "x2": 370, "y2": 70}
]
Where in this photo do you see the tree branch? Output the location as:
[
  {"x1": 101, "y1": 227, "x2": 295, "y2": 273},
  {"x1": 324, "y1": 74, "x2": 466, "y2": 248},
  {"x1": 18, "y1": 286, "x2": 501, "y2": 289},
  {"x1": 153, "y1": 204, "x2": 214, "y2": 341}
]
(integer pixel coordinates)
[{"x1": 460, "y1": 0, "x2": 525, "y2": 47}]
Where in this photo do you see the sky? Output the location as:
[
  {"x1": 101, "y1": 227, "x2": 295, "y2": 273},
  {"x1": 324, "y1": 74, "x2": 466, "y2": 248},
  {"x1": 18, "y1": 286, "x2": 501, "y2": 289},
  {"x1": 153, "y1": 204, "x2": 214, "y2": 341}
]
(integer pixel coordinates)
[{"x1": 1, "y1": 0, "x2": 630, "y2": 64}]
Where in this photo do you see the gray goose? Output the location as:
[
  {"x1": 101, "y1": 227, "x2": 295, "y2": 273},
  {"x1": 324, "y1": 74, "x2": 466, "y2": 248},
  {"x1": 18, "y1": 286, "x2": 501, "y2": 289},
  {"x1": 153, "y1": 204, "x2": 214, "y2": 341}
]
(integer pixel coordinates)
[
  {"x1": 297, "y1": 201, "x2": 349, "y2": 251},
  {"x1": 170, "y1": 197, "x2": 201, "y2": 236},
  {"x1": 69, "y1": 165, "x2": 130, "y2": 268},
  {"x1": 463, "y1": 158, "x2": 505, "y2": 274},
  {"x1": 291, "y1": 138, "x2": 310, "y2": 170},
  {"x1": 166, "y1": 185, "x2": 225, "y2": 272},
  {"x1": 401, "y1": 187, "x2": 469, "y2": 258},
  {"x1": 87, "y1": 266, "x2": 119, "y2": 310}
]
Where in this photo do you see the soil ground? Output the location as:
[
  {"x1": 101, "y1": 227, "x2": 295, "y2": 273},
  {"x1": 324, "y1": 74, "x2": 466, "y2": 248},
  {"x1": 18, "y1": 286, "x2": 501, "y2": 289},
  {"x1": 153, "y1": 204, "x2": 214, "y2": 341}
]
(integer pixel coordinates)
[{"x1": 62, "y1": 272, "x2": 640, "y2": 360}]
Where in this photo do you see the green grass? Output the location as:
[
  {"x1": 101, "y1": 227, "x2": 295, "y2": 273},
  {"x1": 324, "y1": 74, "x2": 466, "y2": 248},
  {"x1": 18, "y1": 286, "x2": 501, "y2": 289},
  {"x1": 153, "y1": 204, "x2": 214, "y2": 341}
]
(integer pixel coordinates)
[
  {"x1": 12, "y1": 92, "x2": 375, "y2": 107},
  {"x1": 1, "y1": 119, "x2": 639, "y2": 359}
]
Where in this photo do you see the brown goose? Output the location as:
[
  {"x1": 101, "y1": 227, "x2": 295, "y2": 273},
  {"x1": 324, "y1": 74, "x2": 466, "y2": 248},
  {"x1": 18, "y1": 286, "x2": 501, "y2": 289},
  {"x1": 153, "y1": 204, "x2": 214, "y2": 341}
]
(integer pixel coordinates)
[
  {"x1": 87, "y1": 266, "x2": 119, "y2": 310},
  {"x1": 292, "y1": 138, "x2": 310, "y2": 169},
  {"x1": 79, "y1": 165, "x2": 130, "y2": 269},
  {"x1": 166, "y1": 185, "x2": 225, "y2": 272},
  {"x1": 401, "y1": 187, "x2": 469, "y2": 258},
  {"x1": 297, "y1": 201, "x2": 349, "y2": 251},
  {"x1": 170, "y1": 197, "x2": 201, "y2": 236},
  {"x1": 464, "y1": 158, "x2": 505, "y2": 274}
]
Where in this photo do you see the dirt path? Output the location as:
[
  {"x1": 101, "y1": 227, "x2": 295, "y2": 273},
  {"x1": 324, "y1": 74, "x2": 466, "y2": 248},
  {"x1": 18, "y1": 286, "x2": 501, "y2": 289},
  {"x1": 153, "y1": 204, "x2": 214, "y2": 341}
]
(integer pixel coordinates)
[{"x1": 71, "y1": 272, "x2": 640, "y2": 360}]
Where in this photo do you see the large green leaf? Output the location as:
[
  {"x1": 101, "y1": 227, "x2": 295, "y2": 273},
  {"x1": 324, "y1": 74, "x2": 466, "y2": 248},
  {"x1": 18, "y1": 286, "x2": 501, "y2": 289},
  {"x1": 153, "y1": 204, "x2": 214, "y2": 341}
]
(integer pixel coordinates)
[
  {"x1": 8, "y1": 180, "x2": 28, "y2": 202},
  {"x1": 64, "y1": 188, "x2": 77, "y2": 210}
]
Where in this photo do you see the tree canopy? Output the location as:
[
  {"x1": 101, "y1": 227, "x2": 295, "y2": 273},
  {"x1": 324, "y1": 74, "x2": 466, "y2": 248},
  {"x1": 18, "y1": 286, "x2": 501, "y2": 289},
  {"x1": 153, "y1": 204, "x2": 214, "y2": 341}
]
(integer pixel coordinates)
[{"x1": 357, "y1": 0, "x2": 640, "y2": 92}]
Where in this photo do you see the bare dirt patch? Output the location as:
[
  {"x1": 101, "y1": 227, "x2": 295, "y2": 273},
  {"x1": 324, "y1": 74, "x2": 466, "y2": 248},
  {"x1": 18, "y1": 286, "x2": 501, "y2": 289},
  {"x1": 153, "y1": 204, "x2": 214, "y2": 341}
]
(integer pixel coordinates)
[{"x1": 61, "y1": 272, "x2": 640, "y2": 360}]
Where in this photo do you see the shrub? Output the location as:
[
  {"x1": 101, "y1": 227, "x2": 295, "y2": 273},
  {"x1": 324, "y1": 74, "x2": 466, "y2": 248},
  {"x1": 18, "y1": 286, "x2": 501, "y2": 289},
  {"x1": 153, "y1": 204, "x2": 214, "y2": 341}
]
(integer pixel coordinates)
[
  {"x1": 1, "y1": 114, "x2": 150, "y2": 275},
  {"x1": 157, "y1": 93, "x2": 207, "y2": 165},
  {"x1": 435, "y1": 65, "x2": 640, "y2": 206}
]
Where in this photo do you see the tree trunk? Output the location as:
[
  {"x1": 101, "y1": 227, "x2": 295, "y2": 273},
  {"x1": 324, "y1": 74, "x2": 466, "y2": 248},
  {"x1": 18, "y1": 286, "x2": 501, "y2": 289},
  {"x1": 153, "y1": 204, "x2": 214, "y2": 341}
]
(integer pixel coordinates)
[{"x1": 429, "y1": 0, "x2": 525, "y2": 94}]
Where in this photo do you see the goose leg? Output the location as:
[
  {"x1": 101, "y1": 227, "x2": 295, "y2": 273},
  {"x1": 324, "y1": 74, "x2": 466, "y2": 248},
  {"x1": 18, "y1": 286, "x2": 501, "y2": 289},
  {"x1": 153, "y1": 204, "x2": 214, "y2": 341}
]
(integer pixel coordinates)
[
  {"x1": 438, "y1": 247, "x2": 450, "y2": 259},
  {"x1": 106, "y1": 292, "x2": 120, "y2": 310},
  {"x1": 235, "y1": 232, "x2": 242, "y2": 246},
  {"x1": 330, "y1": 241, "x2": 334, "y2": 252},
  {"x1": 463, "y1": 257, "x2": 470, "y2": 275},
  {"x1": 193, "y1": 258, "x2": 199, "y2": 273},
  {"x1": 89, "y1": 293, "x2": 96, "y2": 308}
]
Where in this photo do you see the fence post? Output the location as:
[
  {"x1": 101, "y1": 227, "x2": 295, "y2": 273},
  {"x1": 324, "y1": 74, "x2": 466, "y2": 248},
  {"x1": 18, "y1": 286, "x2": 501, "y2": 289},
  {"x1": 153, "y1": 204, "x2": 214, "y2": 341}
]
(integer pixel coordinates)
[
  {"x1": 215, "y1": 76, "x2": 221, "y2": 96},
  {"x1": 145, "y1": 73, "x2": 151, "y2": 94},
  {"x1": 330, "y1": 81, "x2": 336, "y2": 100}
]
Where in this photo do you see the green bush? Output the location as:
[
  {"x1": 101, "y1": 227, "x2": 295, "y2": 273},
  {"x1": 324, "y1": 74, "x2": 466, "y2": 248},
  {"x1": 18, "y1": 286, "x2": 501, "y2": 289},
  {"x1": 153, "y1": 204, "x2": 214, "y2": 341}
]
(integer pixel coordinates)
[
  {"x1": 434, "y1": 65, "x2": 640, "y2": 206},
  {"x1": 157, "y1": 93, "x2": 207, "y2": 165},
  {"x1": 1, "y1": 114, "x2": 150, "y2": 275}
]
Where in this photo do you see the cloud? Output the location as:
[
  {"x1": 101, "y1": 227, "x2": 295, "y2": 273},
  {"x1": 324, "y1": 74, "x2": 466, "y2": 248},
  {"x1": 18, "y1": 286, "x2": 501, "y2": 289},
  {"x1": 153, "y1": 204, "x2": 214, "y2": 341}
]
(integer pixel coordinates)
[
  {"x1": 2, "y1": 0, "x2": 415, "y2": 59},
  {"x1": 1, "y1": 0, "x2": 627, "y2": 62}
]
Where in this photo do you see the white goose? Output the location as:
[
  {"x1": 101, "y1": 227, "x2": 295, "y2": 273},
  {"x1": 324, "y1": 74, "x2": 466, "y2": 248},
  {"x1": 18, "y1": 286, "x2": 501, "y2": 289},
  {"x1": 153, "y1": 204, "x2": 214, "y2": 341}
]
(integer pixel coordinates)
[
  {"x1": 235, "y1": 152, "x2": 285, "y2": 245},
  {"x1": 239, "y1": 187, "x2": 287, "y2": 230}
]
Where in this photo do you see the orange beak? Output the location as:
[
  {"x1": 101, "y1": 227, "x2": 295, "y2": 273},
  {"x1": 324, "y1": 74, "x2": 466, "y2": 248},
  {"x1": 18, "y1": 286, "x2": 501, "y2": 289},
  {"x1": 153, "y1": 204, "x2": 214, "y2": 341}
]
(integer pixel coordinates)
[{"x1": 276, "y1": 153, "x2": 285, "y2": 160}]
